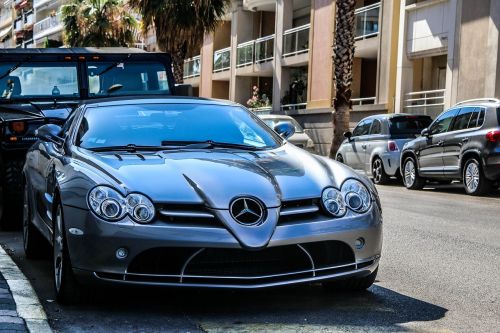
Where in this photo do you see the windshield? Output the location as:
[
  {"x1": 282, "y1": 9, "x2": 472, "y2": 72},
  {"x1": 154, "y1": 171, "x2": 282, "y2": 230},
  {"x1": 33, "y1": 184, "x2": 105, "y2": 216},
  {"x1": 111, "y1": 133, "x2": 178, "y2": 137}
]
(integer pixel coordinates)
[
  {"x1": 0, "y1": 62, "x2": 79, "y2": 100},
  {"x1": 76, "y1": 104, "x2": 280, "y2": 149},
  {"x1": 389, "y1": 116, "x2": 432, "y2": 135},
  {"x1": 87, "y1": 61, "x2": 170, "y2": 97},
  {"x1": 263, "y1": 117, "x2": 304, "y2": 133}
]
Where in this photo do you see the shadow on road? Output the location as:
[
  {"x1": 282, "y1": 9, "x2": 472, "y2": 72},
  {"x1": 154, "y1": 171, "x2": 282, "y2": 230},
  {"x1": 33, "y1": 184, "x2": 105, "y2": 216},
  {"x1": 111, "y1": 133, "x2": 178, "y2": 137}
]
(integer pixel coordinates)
[{"x1": 55, "y1": 283, "x2": 448, "y2": 331}]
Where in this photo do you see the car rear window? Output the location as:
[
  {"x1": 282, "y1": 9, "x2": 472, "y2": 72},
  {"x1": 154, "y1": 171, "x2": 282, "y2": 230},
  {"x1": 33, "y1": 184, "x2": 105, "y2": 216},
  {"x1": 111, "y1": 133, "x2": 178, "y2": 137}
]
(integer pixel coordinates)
[{"x1": 389, "y1": 116, "x2": 432, "y2": 136}]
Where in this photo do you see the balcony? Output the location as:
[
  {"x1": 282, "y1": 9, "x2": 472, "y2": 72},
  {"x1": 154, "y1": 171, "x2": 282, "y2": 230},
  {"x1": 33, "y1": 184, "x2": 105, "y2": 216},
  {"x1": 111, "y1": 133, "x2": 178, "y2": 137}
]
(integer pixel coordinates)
[
  {"x1": 183, "y1": 55, "x2": 201, "y2": 79},
  {"x1": 403, "y1": 89, "x2": 445, "y2": 117},
  {"x1": 236, "y1": 40, "x2": 254, "y2": 68},
  {"x1": 283, "y1": 24, "x2": 309, "y2": 57},
  {"x1": 255, "y1": 34, "x2": 274, "y2": 63},
  {"x1": 355, "y1": 2, "x2": 380, "y2": 40},
  {"x1": 24, "y1": 11, "x2": 34, "y2": 29},
  {"x1": 24, "y1": 38, "x2": 34, "y2": 48},
  {"x1": 213, "y1": 47, "x2": 231, "y2": 73},
  {"x1": 0, "y1": 9, "x2": 13, "y2": 28},
  {"x1": 33, "y1": 13, "x2": 62, "y2": 40},
  {"x1": 34, "y1": 0, "x2": 58, "y2": 9},
  {"x1": 352, "y1": 97, "x2": 376, "y2": 106}
]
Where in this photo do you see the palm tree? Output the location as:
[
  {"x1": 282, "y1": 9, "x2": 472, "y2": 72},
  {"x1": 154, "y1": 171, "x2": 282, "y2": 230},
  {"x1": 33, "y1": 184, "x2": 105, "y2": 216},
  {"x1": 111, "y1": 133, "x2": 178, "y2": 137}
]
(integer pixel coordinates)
[
  {"x1": 129, "y1": 0, "x2": 229, "y2": 83},
  {"x1": 330, "y1": 0, "x2": 356, "y2": 159},
  {"x1": 61, "y1": 0, "x2": 138, "y2": 47}
]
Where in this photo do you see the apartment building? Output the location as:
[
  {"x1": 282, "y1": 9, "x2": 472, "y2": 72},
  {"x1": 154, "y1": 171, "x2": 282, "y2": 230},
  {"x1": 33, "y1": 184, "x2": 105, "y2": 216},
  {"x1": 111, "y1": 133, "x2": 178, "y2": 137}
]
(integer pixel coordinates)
[
  {"x1": 395, "y1": 0, "x2": 500, "y2": 118},
  {"x1": 180, "y1": 0, "x2": 400, "y2": 155},
  {"x1": 32, "y1": 0, "x2": 64, "y2": 47},
  {"x1": 0, "y1": 1, "x2": 15, "y2": 48}
]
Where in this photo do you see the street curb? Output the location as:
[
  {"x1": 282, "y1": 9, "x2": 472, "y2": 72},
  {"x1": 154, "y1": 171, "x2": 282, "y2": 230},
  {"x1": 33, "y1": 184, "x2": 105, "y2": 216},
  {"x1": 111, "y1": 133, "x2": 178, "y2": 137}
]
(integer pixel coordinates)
[{"x1": 0, "y1": 245, "x2": 52, "y2": 333}]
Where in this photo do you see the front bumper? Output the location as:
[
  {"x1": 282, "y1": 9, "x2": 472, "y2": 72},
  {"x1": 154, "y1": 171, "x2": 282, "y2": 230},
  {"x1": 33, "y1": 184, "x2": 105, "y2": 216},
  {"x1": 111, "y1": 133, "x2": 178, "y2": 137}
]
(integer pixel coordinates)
[{"x1": 64, "y1": 202, "x2": 382, "y2": 288}]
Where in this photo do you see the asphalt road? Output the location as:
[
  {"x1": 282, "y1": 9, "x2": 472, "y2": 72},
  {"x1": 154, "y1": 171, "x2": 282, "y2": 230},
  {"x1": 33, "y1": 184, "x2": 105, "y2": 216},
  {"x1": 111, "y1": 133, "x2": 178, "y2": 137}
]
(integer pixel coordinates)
[{"x1": 0, "y1": 182, "x2": 499, "y2": 333}]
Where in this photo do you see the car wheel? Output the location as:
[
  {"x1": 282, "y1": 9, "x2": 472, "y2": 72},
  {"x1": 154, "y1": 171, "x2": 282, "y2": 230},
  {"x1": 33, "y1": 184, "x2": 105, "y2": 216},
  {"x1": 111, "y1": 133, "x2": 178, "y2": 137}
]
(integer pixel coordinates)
[
  {"x1": 53, "y1": 203, "x2": 82, "y2": 304},
  {"x1": 336, "y1": 154, "x2": 344, "y2": 163},
  {"x1": 372, "y1": 158, "x2": 390, "y2": 185},
  {"x1": 463, "y1": 158, "x2": 492, "y2": 196},
  {"x1": 23, "y1": 183, "x2": 47, "y2": 259},
  {"x1": 403, "y1": 157, "x2": 425, "y2": 190},
  {"x1": 323, "y1": 267, "x2": 378, "y2": 291}
]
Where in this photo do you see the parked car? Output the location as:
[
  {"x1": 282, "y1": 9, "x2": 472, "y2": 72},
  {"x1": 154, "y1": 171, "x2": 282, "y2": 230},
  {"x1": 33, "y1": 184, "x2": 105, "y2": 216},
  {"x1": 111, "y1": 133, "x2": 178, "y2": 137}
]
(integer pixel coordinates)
[
  {"x1": 23, "y1": 97, "x2": 382, "y2": 304},
  {"x1": 0, "y1": 48, "x2": 186, "y2": 229},
  {"x1": 336, "y1": 114, "x2": 432, "y2": 184},
  {"x1": 259, "y1": 114, "x2": 315, "y2": 152},
  {"x1": 401, "y1": 98, "x2": 500, "y2": 195}
]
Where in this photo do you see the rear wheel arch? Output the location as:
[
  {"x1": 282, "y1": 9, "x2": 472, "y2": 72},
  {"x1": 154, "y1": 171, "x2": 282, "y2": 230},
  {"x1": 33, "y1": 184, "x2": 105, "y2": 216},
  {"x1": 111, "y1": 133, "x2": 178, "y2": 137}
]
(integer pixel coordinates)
[{"x1": 460, "y1": 150, "x2": 481, "y2": 176}]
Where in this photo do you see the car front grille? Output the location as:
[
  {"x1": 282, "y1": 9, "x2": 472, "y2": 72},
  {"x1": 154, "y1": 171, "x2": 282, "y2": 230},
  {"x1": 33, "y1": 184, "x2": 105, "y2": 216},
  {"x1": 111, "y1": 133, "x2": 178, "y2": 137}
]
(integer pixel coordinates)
[{"x1": 103, "y1": 240, "x2": 363, "y2": 287}]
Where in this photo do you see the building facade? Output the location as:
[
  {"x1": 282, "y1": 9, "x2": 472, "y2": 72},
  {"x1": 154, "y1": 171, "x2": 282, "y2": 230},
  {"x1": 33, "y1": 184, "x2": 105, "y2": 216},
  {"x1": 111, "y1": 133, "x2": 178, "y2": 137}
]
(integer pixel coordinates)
[{"x1": 180, "y1": 0, "x2": 401, "y2": 155}]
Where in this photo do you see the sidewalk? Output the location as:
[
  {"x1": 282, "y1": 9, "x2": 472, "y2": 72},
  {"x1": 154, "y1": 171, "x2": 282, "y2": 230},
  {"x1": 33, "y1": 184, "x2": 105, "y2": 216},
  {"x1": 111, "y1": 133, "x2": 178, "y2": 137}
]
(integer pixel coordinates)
[{"x1": 0, "y1": 246, "x2": 52, "y2": 333}]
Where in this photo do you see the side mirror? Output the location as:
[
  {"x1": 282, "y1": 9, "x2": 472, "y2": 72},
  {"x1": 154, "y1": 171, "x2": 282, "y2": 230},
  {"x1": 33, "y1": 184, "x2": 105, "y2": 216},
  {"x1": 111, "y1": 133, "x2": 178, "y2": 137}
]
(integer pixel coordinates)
[
  {"x1": 175, "y1": 84, "x2": 193, "y2": 97},
  {"x1": 35, "y1": 124, "x2": 63, "y2": 146},
  {"x1": 344, "y1": 131, "x2": 353, "y2": 141},
  {"x1": 274, "y1": 122, "x2": 295, "y2": 140},
  {"x1": 421, "y1": 128, "x2": 430, "y2": 137}
]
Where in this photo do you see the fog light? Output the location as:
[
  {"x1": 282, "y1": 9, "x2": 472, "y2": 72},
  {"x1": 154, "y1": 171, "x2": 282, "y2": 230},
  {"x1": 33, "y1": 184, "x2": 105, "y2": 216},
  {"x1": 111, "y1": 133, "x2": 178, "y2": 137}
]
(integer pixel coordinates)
[
  {"x1": 355, "y1": 237, "x2": 365, "y2": 249},
  {"x1": 116, "y1": 248, "x2": 128, "y2": 259}
]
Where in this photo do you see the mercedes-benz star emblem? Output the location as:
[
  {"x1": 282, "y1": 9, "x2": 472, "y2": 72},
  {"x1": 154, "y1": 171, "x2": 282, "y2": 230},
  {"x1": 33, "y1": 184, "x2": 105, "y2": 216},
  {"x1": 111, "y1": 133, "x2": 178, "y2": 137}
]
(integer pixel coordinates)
[{"x1": 229, "y1": 197, "x2": 265, "y2": 226}]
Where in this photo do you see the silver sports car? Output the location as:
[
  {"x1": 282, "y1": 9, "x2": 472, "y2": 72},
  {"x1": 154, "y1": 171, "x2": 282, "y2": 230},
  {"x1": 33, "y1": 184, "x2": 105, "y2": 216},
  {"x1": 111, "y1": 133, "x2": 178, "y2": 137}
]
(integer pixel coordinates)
[{"x1": 23, "y1": 97, "x2": 382, "y2": 304}]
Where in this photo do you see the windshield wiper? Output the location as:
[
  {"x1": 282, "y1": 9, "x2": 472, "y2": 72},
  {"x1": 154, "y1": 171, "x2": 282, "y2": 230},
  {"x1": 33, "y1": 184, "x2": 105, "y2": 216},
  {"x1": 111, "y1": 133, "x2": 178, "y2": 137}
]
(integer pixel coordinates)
[
  {"x1": 94, "y1": 54, "x2": 132, "y2": 77},
  {"x1": 86, "y1": 144, "x2": 167, "y2": 152},
  {"x1": 0, "y1": 56, "x2": 31, "y2": 80},
  {"x1": 161, "y1": 140, "x2": 262, "y2": 150}
]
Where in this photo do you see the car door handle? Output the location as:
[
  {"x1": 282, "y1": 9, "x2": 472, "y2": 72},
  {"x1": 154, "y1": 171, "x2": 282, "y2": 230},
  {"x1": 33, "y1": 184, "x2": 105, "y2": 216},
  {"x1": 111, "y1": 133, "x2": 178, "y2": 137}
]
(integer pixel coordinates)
[
  {"x1": 437, "y1": 140, "x2": 444, "y2": 146},
  {"x1": 461, "y1": 138, "x2": 469, "y2": 143},
  {"x1": 361, "y1": 144, "x2": 367, "y2": 149}
]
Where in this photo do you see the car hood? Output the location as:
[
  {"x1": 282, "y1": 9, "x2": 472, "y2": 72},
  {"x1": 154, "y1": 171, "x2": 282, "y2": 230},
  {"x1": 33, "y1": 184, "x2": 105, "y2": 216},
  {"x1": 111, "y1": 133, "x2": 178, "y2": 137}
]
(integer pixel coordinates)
[
  {"x1": 73, "y1": 144, "x2": 362, "y2": 249},
  {"x1": 75, "y1": 144, "x2": 356, "y2": 209}
]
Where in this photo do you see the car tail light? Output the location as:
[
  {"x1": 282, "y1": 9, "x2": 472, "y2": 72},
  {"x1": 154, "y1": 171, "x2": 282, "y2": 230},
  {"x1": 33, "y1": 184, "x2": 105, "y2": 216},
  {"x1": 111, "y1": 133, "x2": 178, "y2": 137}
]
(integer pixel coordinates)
[
  {"x1": 388, "y1": 141, "x2": 399, "y2": 152},
  {"x1": 10, "y1": 121, "x2": 26, "y2": 134},
  {"x1": 486, "y1": 130, "x2": 500, "y2": 142}
]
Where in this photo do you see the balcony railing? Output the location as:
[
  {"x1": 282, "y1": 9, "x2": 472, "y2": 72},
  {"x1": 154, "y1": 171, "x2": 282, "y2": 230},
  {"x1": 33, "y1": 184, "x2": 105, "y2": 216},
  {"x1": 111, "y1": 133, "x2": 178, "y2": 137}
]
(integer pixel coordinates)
[
  {"x1": 283, "y1": 24, "x2": 310, "y2": 57},
  {"x1": 355, "y1": 2, "x2": 380, "y2": 40},
  {"x1": 281, "y1": 103, "x2": 308, "y2": 111},
  {"x1": 403, "y1": 89, "x2": 445, "y2": 115},
  {"x1": 33, "y1": 0, "x2": 54, "y2": 8},
  {"x1": 236, "y1": 40, "x2": 254, "y2": 67},
  {"x1": 352, "y1": 97, "x2": 376, "y2": 106},
  {"x1": 213, "y1": 47, "x2": 231, "y2": 73},
  {"x1": 183, "y1": 55, "x2": 201, "y2": 79},
  {"x1": 255, "y1": 34, "x2": 274, "y2": 63},
  {"x1": 34, "y1": 13, "x2": 62, "y2": 37},
  {"x1": 24, "y1": 38, "x2": 34, "y2": 48}
]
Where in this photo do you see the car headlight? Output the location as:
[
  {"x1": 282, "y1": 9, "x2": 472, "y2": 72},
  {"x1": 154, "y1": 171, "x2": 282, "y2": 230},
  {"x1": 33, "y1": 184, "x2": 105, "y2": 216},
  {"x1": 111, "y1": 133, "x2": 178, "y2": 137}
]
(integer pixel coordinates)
[
  {"x1": 88, "y1": 186, "x2": 155, "y2": 223},
  {"x1": 321, "y1": 179, "x2": 372, "y2": 217},
  {"x1": 341, "y1": 179, "x2": 371, "y2": 213}
]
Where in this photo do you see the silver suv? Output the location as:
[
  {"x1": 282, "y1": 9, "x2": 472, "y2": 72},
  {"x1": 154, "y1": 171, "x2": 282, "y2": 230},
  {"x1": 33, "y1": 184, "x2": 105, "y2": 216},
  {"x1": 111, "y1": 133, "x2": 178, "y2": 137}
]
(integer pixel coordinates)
[
  {"x1": 401, "y1": 98, "x2": 500, "y2": 195},
  {"x1": 336, "y1": 114, "x2": 432, "y2": 184}
]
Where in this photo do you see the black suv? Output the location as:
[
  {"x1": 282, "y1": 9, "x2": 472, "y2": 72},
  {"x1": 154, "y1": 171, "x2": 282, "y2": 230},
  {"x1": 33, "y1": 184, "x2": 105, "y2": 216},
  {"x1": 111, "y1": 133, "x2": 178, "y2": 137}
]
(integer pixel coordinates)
[
  {"x1": 0, "y1": 48, "x2": 185, "y2": 228},
  {"x1": 400, "y1": 98, "x2": 500, "y2": 195}
]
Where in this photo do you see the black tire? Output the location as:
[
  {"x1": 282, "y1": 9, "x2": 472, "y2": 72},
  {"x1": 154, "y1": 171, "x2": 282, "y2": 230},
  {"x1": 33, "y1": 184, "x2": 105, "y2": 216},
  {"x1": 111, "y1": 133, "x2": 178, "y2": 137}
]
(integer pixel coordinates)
[
  {"x1": 372, "y1": 157, "x2": 390, "y2": 185},
  {"x1": 53, "y1": 203, "x2": 82, "y2": 305},
  {"x1": 463, "y1": 158, "x2": 492, "y2": 196},
  {"x1": 336, "y1": 154, "x2": 344, "y2": 163},
  {"x1": 0, "y1": 157, "x2": 25, "y2": 230},
  {"x1": 23, "y1": 182, "x2": 48, "y2": 259},
  {"x1": 323, "y1": 267, "x2": 378, "y2": 291},
  {"x1": 402, "y1": 157, "x2": 426, "y2": 190}
]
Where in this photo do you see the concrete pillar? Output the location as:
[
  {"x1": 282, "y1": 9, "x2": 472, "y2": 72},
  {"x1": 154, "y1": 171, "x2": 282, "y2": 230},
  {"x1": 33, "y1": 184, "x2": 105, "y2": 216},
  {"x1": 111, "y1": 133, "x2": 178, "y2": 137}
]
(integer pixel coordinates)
[
  {"x1": 394, "y1": 2, "x2": 413, "y2": 113},
  {"x1": 306, "y1": 0, "x2": 335, "y2": 110},
  {"x1": 199, "y1": 33, "x2": 214, "y2": 98},
  {"x1": 445, "y1": 0, "x2": 459, "y2": 107},
  {"x1": 229, "y1": 0, "x2": 254, "y2": 102},
  {"x1": 485, "y1": 0, "x2": 500, "y2": 98},
  {"x1": 272, "y1": 0, "x2": 293, "y2": 113},
  {"x1": 375, "y1": 0, "x2": 400, "y2": 113}
]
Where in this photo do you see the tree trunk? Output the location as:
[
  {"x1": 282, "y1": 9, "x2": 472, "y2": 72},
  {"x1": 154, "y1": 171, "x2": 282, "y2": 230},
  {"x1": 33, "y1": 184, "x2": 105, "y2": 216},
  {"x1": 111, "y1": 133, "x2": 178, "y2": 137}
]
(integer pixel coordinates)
[
  {"x1": 330, "y1": 0, "x2": 356, "y2": 159},
  {"x1": 172, "y1": 52, "x2": 184, "y2": 84}
]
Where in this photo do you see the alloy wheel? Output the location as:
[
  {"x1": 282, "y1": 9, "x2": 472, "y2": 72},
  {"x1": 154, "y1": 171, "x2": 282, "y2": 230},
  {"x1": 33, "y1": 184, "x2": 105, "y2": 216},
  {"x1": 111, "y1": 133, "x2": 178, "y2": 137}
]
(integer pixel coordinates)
[
  {"x1": 465, "y1": 161, "x2": 480, "y2": 193},
  {"x1": 404, "y1": 160, "x2": 416, "y2": 187},
  {"x1": 373, "y1": 159, "x2": 382, "y2": 183},
  {"x1": 53, "y1": 207, "x2": 64, "y2": 293}
]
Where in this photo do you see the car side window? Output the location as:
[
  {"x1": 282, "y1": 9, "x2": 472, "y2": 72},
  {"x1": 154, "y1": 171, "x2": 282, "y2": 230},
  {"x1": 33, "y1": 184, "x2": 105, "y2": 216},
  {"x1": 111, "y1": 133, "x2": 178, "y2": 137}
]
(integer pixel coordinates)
[
  {"x1": 429, "y1": 109, "x2": 457, "y2": 135},
  {"x1": 352, "y1": 119, "x2": 373, "y2": 137},
  {"x1": 370, "y1": 119, "x2": 382, "y2": 135},
  {"x1": 476, "y1": 109, "x2": 485, "y2": 127},
  {"x1": 467, "y1": 108, "x2": 479, "y2": 128},
  {"x1": 450, "y1": 107, "x2": 475, "y2": 131}
]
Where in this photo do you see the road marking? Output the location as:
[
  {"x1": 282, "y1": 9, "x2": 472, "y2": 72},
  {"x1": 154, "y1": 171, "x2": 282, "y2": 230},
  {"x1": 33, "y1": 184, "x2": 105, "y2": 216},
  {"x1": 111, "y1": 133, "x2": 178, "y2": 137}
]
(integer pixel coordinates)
[{"x1": 0, "y1": 245, "x2": 52, "y2": 333}]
